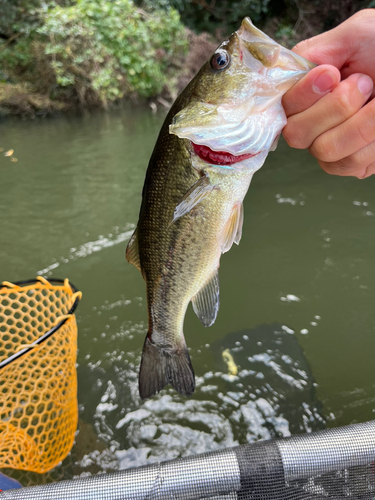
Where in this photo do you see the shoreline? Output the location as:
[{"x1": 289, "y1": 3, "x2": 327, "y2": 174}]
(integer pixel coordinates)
[
  {"x1": 0, "y1": 29, "x2": 218, "y2": 119},
  {"x1": 0, "y1": 23, "x2": 306, "y2": 119}
]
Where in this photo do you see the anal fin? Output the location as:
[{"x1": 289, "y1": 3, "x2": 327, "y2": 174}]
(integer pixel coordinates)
[
  {"x1": 126, "y1": 228, "x2": 141, "y2": 272},
  {"x1": 221, "y1": 202, "x2": 244, "y2": 254},
  {"x1": 192, "y1": 270, "x2": 220, "y2": 327}
]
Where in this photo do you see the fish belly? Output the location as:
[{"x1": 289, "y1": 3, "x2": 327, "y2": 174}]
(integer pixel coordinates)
[{"x1": 138, "y1": 152, "x2": 253, "y2": 398}]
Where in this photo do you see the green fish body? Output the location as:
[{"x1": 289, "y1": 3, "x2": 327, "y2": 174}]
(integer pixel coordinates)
[{"x1": 127, "y1": 18, "x2": 314, "y2": 399}]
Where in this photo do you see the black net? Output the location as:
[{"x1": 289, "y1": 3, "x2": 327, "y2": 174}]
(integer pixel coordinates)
[{"x1": 1, "y1": 420, "x2": 374, "y2": 499}]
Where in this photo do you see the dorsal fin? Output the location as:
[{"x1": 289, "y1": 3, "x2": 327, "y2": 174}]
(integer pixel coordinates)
[
  {"x1": 192, "y1": 270, "x2": 220, "y2": 327},
  {"x1": 220, "y1": 202, "x2": 244, "y2": 253},
  {"x1": 171, "y1": 173, "x2": 215, "y2": 225},
  {"x1": 126, "y1": 228, "x2": 141, "y2": 272}
]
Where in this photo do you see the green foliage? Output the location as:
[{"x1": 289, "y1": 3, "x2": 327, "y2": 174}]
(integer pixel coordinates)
[
  {"x1": 0, "y1": 0, "x2": 42, "y2": 82},
  {"x1": 274, "y1": 23, "x2": 298, "y2": 48},
  {"x1": 0, "y1": 0, "x2": 187, "y2": 107},
  {"x1": 1, "y1": 0, "x2": 372, "y2": 113},
  {"x1": 139, "y1": 0, "x2": 372, "y2": 42},
  {"x1": 39, "y1": 0, "x2": 187, "y2": 103},
  {"x1": 0, "y1": 0, "x2": 41, "y2": 38},
  {"x1": 139, "y1": 0, "x2": 272, "y2": 35}
]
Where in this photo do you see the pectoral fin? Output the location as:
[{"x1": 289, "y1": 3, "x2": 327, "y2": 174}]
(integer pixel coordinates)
[
  {"x1": 171, "y1": 173, "x2": 215, "y2": 225},
  {"x1": 192, "y1": 270, "x2": 220, "y2": 327},
  {"x1": 126, "y1": 228, "x2": 141, "y2": 272},
  {"x1": 221, "y1": 202, "x2": 244, "y2": 253}
]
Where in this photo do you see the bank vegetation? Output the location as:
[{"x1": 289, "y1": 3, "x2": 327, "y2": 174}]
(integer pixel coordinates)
[{"x1": 0, "y1": 0, "x2": 372, "y2": 117}]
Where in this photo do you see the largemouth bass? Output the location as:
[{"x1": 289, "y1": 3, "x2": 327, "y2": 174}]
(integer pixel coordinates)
[{"x1": 127, "y1": 18, "x2": 313, "y2": 399}]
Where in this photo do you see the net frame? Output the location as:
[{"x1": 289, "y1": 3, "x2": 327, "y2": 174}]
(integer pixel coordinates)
[{"x1": 0, "y1": 278, "x2": 81, "y2": 371}]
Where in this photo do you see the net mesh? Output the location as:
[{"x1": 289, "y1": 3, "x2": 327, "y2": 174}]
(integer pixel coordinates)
[
  {"x1": 0, "y1": 277, "x2": 81, "y2": 474},
  {"x1": 0, "y1": 279, "x2": 374, "y2": 498}
]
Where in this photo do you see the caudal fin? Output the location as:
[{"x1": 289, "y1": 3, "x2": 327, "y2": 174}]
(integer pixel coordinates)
[{"x1": 139, "y1": 336, "x2": 195, "y2": 399}]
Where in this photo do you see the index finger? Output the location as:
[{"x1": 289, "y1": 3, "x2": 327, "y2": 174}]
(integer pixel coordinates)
[{"x1": 283, "y1": 64, "x2": 341, "y2": 117}]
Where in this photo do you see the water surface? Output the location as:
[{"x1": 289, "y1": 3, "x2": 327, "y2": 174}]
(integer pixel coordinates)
[{"x1": 0, "y1": 107, "x2": 374, "y2": 483}]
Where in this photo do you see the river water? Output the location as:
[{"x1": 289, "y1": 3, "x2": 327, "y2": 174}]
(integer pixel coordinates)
[{"x1": 0, "y1": 107, "x2": 374, "y2": 484}]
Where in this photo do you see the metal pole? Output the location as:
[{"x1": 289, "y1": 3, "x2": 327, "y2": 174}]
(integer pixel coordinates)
[{"x1": 1, "y1": 420, "x2": 375, "y2": 500}]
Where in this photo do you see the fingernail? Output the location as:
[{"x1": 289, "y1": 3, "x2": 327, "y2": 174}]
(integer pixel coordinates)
[
  {"x1": 357, "y1": 75, "x2": 373, "y2": 96},
  {"x1": 313, "y1": 71, "x2": 337, "y2": 94}
]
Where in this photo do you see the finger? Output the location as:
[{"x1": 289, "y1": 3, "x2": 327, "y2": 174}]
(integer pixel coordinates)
[
  {"x1": 310, "y1": 95, "x2": 375, "y2": 163},
  {"x1": 284, "y1": 74, "x2": 373, "y2": 150},
  {"x1": 283, "y1": 65, "x2": 340, "y2": 117},
  {"x1": 362, "y1": 162, "x2": 375, "y2": 179},
  {"x1": 317, "y1": 139, "x2": 375, "y2": 178},
  {"x1": 292, "y1": 33, "x2": 350, "y2": 68},
  {"x1": 341, "y1": 66, "x2": 375, "y2": 100},
  {"x1": 320, "y1": 160, "x2": 375, "y2": 179},
  {"x1": 291, "y1": 14, "x2": 363, "y2": 67}
]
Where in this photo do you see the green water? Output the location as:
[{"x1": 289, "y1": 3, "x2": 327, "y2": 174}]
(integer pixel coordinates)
[{"x1": 0, "y1": 107, "x2": 374, "y2": 482}]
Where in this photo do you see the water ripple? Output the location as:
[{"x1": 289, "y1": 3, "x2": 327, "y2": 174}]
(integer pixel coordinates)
[{"x1": 37, "y1": 225, "x2": 134, "y2": 274}]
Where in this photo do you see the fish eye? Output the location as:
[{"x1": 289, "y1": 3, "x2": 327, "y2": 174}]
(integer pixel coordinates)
[{"x1": 210, "y1": 50, "x2": 230, "y2": 71}]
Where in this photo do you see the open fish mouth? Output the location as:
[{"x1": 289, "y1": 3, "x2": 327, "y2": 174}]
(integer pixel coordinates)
[
  {"x1": 192, "y1": 142, "x2": 260, "y2": 166},
  {"x1": 169, "y1": 17, "x2": 315, "y2": 169},
  {"x1": 170, "y1": 95, "x2": 288, "y2": 166}
]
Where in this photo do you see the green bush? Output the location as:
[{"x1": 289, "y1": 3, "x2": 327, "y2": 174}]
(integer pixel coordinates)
[
  {"x1": 0, "y1": 0, "x2": 42, "y2": 39},
  {"x1": 0, "y1": 0, "x2": 187, "y2": 107},
  {"x1": 139, "y1": 0, "x2": 272, "y2": 35}
]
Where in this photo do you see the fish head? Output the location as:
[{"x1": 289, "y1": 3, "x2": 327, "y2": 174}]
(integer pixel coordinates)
[{"x1": 170, "y1": 18, "x2": 315, "y2": 170}]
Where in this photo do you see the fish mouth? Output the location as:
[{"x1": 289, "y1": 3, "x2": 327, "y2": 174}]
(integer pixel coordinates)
[{"x1": 192, "y1": 142, "x2": 259, "y2": 166}]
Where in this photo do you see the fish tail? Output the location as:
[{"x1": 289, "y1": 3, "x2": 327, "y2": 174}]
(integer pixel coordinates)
[{"x1": 139, "y1": 335, "x2": 195, "y2": 399}]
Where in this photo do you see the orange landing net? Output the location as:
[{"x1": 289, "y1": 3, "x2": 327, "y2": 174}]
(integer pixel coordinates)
[{"x1": 0, "y1": 277, "x2": 81, "y2": 473}]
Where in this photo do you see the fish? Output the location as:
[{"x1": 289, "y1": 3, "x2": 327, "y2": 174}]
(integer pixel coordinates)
[{"x1": 126, "y1": 18, "x2": 314, "y2": 399}]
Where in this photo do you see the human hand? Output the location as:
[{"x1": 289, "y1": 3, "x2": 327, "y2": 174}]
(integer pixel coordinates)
[{"x1": 282, "y1": 9, "x2": 375, "y2": 178}]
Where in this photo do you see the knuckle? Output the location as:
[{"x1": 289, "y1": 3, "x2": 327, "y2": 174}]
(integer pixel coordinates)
[
  {"x1": 349, "y1": 149, "x2": 363, "y2": 168},
  {"x1": 310, "y1": 135, "x2": 339, "y2": 162},
  {"x1": 363, "y1": 162, "x2": 375, "y2": 178},
  {"x1": 283, "y1": 120, "x2": 309, "y2": 149},
  {"x1": 357, "y1": 102, "x2": 375, "y2": 144},
  {"x1": 368, "y1": 100, "x2": 375, "y2": 121},
  {"x1": 281, "y1": 93, "x2": 294, "y2": 117},
  {"x1": 357, "y1": 125, "x2": 369, "y2": 145},
  {"x1": 356, "y1": 169, "x2": 369, "y2": 180},
  {"x1": 319, "y1": 158, "x2": 350, "y2": 177},
  {"x1": 334, "y1": 91, "x2": 356, "y2": 118},
  {"x1": 318, "y1": 160, "x2": 338, "y2": 176},
  {"x1": 334, "y1": 158, "x2": 351, "y2": 173},
  {"x1": 292, "y1": 40, "x2": 309, "y2": 56},
  {"x1": 282, "y1": 127, "x2": 295, "y2": 147}
]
